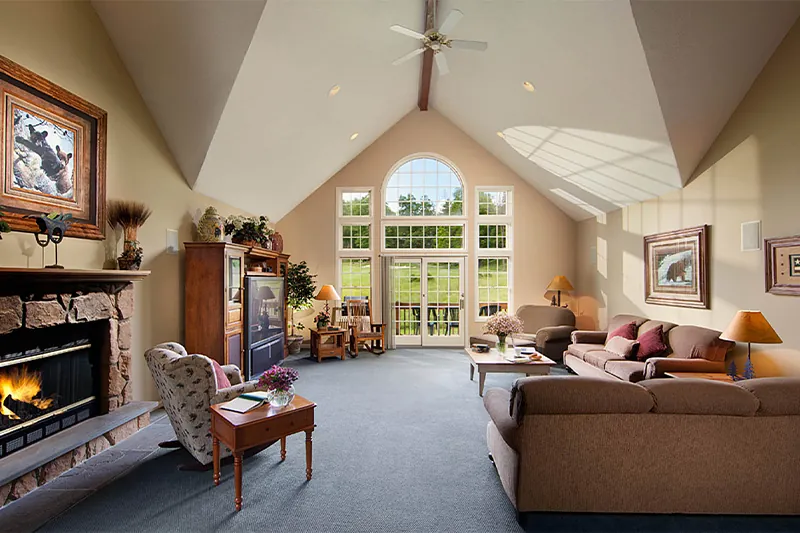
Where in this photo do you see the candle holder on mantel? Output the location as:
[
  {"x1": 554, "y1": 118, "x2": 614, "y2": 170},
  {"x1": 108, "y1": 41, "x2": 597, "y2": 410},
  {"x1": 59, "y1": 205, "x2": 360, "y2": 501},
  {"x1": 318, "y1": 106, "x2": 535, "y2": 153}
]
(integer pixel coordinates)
[{"x1": 26, "y1": 213, "x2": 73, "y2": 269}]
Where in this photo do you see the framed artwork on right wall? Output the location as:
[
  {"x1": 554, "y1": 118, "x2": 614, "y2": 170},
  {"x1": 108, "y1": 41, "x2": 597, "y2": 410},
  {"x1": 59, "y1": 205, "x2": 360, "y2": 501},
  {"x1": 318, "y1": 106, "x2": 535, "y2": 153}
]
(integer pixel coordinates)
[{"x1": 765, "y1": 235, "x2": 800, "y2": 296}]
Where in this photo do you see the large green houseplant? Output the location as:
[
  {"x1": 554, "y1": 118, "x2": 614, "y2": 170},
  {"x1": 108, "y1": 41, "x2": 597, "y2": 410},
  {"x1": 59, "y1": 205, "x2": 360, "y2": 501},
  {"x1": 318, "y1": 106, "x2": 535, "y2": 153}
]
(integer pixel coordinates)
[{"x1": 286, "y1": 261, "x2": 317, "y2": 354}]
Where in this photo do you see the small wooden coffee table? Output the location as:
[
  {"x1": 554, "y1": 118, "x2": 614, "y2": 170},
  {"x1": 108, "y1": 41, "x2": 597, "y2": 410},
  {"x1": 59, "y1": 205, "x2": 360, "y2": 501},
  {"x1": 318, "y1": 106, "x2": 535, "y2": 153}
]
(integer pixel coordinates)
[
  {"x1": 310, "y1": 328, "x2": 346, "y2": 362},
  {"x1": 210, "y1": 395, "x2": 316, "y2": 511},
  {"x1": 464, "y1": 348, "x2": 556, "y2": 396}
]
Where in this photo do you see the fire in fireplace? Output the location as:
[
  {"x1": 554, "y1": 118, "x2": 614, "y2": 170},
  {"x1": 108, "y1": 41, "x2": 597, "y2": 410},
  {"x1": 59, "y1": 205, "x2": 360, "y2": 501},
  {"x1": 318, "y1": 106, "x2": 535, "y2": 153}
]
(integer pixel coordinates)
[{"x1": 0, "y1": 324, "x2": 101, "y2": 458}]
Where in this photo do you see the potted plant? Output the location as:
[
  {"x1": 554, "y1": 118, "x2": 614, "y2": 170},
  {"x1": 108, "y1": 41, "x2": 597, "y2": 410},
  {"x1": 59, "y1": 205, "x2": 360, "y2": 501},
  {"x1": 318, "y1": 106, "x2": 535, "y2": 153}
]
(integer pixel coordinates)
[
  {"x1": 286, "y1": 261, "x2": 317, "y2": 354},
  {"x1": 0, "y1": 206, "x2": 10, "y2": 239},
  {"x1": 314, "y1": 310, "x2": 331, "y2": 331},
  {"x1": 107, "y1": 200, "x2": 152, "y2": 270},
  {"x1": 224, "y1": 215, "x2": 274, "y2": 248},
  {"x1": 483, "y1": 311, "x2": 524, "y2": 353}
]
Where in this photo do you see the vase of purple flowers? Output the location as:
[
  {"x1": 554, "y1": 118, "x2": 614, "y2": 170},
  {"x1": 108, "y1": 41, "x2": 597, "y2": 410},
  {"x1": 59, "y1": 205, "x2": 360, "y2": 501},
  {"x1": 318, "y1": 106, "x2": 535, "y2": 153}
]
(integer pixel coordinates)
[{"x1": 257, "y1": 365, "x2": 299, "y2": 407}]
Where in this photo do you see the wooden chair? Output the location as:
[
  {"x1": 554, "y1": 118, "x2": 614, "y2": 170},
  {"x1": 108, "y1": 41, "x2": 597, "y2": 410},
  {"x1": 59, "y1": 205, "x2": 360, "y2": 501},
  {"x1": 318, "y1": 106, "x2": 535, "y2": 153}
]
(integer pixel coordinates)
[{"x1": 345, "y1": 299, "x2": 386, "y2": 356}]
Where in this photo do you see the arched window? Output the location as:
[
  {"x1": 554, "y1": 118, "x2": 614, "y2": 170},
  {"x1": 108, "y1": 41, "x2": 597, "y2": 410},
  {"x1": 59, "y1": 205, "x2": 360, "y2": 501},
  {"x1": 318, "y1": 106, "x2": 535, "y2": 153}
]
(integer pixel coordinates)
[{"x1": 384, "y1": 156, "x2": 463, "y2": 217}]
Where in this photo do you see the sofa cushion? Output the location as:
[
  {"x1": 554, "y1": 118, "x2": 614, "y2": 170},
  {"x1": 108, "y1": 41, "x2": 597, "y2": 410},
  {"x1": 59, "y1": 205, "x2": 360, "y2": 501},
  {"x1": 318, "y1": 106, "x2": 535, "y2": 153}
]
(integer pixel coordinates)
[
  {"x1": 638, "y1": 320, "x2": 678, "y2": 337},
  {"x1": 607, "y1": 314, "x2": 648, "y2": 337},
  {"x1": 636, "y1": 325, "x2": 668, "y2": 360},
  {"x1": 604, "y1": 337, "x2": 639, "y2": 360},
  {"x1": 737, "y1": 378, "x2": 800, "y2": 416},
  {"x1": 584, "y1": 350, "x2": 626, "y2": 369},
  {"x1": 641, "y1": 379, "x2": 759, "y2": 416},
  {"x1": 483, "y1": 388, "x2": 519, "y2": 451},
  {"x1": 512, "y1": 376, "x2": 654, "y2": 415},
  {"x1": 667, "y1": 326, "x2": 733, "y2": 361},
  {"x1": 211, "y1": 360, "x2": 232, "y2": 390},
  {"x1": 567, "y1": 343, "x2": 606, "y2": 361},
  {"x1": 606, "y1": 321, "x2": 637, "y2": 343},
  {"x1": 604, "y1": 360, "x2": 646, "y2": 382}
]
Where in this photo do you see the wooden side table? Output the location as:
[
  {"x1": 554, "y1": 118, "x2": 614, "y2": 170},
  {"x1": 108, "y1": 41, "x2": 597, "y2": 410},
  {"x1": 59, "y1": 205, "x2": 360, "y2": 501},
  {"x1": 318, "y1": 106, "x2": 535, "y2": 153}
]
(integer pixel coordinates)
[
  {"x1": 210, "y1": 395, "x2": 316, "y2": 511},
  {"x1": 310, "y1": 328, "x2": 345, "y2": 362}
]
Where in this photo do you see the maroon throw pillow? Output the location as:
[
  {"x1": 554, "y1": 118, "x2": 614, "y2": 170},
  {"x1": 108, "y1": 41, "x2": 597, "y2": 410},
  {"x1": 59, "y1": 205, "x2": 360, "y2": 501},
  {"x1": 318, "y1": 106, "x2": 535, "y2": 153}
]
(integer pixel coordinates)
[
  {"x1": 606, "y1": 322, "x2": 637, "y2": 343},
  {"x1": 211, "y1": 360, "x2": 232, "y2": 390},
  {"x1": 636, "y1": 325, "x2": 668, "y2": 361}
]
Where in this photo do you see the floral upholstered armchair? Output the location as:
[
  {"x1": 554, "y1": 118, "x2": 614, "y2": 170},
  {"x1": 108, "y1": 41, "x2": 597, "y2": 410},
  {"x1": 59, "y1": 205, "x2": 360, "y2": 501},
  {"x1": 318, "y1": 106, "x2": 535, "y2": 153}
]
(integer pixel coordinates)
[{"x1": 144, "y1": 342, "x2": 267, "y2": 466}]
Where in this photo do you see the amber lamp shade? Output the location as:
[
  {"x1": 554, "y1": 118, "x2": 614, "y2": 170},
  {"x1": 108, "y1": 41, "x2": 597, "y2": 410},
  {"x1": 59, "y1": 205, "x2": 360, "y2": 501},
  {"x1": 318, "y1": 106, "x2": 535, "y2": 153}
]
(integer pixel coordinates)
[
  {"x1": 315, "y1": 285, "x2": 341, "y2": 317},
  {"x1": 721, "y1": 310, "x2": 782, "y2": 362},
  {"x1": 546, "y1": 275, "x2": 574, "y2": 306}
]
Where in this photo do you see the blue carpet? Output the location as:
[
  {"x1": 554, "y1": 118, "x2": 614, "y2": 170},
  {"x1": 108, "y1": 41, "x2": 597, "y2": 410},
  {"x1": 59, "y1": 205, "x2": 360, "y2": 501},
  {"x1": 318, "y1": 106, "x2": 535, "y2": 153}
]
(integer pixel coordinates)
[{"x1": 40, "y1": 349, "x2": 800, "y2": 532}]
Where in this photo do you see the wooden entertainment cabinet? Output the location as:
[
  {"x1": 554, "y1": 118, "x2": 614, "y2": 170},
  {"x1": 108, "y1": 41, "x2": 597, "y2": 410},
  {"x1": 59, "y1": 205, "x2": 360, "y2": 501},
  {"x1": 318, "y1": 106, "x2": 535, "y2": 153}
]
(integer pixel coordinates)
[{"x1": 184, "y1": 242, "x2": 290, "y2": 370}]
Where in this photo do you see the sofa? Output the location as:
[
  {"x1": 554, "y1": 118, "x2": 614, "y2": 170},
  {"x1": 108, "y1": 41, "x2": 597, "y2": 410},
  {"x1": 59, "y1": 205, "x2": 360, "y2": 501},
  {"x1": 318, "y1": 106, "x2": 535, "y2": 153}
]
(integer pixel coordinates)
[
  {"x1": 145, "y1": 342, "x2": 269, "y2": 465},
  {"x1": 469, "y1": 305, "x2": 576, "y2": 362},
  {"x1": 484, "y1": 375, "x2": 800, "y2": 517},
  {"x1": 565, "y1": 314, "x2": 733, "y2": 382}
]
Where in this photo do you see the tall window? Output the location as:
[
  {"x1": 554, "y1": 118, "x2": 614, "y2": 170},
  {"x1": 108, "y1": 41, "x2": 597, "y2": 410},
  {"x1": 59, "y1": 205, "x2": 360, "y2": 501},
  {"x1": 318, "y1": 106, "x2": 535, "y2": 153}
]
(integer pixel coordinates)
[
  {"x1": 476, "y1": 187, "x2": 513, "y2": 320},
  {"x1": 340, "y1": 258, "x2": 371, "y2": 299},
  {"x1": 384, "y1": 157, "x2": 463, "y2": 217},
  {"x1": 337, "y1": 188, "x2": 373, "y2": 309}
]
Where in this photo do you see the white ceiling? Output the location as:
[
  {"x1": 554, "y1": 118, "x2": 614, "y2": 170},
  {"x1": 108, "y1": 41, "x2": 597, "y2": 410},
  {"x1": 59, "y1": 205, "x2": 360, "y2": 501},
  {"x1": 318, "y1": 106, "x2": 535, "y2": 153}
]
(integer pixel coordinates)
[{"x1": 94, "y1": 0, "x2": 800, "y2": 222}]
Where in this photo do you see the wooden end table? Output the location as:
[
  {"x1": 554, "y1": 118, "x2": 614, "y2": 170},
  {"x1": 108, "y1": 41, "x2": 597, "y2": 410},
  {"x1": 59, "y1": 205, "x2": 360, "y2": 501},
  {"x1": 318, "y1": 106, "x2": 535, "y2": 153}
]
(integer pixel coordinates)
[
  {"x1": 210, "y1": 395, "x2": 316, "y2": 511},
  {"x1": 310, "y1": 328, "x2": 346, "y2": 362},
  {"x1": 464, "y1": 348, "x2": 556, "y2": 396},
  {"x1": 664, "y1": 372, "x2": 735, "y2": 383}
]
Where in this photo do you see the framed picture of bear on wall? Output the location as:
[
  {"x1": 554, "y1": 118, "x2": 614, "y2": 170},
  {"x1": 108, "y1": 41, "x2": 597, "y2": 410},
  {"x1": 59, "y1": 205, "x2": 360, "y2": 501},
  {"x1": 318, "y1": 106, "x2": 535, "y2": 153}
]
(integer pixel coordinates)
[
  {"x1": 0, "y1": 55, "x2": 106, "y2": 240},
  {"x1": 644, "y1": 225, "x2": 709, "y2": 309}
]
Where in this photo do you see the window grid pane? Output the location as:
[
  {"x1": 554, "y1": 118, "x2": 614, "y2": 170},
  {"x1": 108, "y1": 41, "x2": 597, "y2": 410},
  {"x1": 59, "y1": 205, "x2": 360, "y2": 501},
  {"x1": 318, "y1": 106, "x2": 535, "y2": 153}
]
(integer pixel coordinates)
[
  {"x1": 384, "y1": 225, "x2": 465, "y2": 250},
  {"x1": 342, "y1": 225, "x2": 370, "y2": 250},
  {"x1": 341, "y1": 191, "x2": 371, "y2": 217},
  {"x1": 385, "y1": 157, "x2": 463, "y2": 217},
  {"x1": 341, "y1": 258, "x2": 371, "y2": 300},
  {"x1": 478, "y1": 190, "x2": 508, "y2": 216},
  {"x1": 478, "y1": 224, "x2": 508, "y2": 249},
  {"x1": 477, "y1": 258, "x2": 509, "y2": 317}
]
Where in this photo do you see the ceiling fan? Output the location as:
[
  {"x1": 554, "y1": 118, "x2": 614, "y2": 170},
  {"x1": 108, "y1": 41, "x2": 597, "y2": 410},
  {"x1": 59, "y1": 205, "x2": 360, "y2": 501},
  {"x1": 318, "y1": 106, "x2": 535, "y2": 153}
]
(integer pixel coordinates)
[{"x1": 390, "y1": 9, "x2": 488, "y2": 75}]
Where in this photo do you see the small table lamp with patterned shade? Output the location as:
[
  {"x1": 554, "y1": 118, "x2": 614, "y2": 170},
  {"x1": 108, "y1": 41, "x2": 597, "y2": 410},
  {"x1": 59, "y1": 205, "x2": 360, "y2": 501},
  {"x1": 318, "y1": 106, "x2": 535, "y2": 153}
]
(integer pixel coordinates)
[
  {"x1": 546, "y1": 275, "x2": 574, "y2": 307},
  {"x1": 721, "y1": 310, "x2": 782, "y2": 379}
]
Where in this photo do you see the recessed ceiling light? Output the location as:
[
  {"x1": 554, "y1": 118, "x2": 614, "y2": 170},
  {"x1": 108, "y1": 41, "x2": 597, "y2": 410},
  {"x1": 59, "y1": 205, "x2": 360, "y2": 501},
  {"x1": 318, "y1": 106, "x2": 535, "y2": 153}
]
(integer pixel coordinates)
[
  {"x1": 328, "y1": 85, "x2": 341, "y2": 97},
  {"x1": 350, "y1": 132, "x2": 359, "y2": 141},
  {"x1": 496, "y1": 131, "x2": 505, "y2": 139},
  {"x1": 522, "y1": 81, "x2": 535, "y2": 92}
]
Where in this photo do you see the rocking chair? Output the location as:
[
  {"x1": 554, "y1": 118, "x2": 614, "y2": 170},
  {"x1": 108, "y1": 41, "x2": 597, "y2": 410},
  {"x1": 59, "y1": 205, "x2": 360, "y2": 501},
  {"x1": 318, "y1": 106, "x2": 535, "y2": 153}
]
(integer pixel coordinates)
[{"x1": 345, "y1": 299, "x2": 386, "y2": 356}]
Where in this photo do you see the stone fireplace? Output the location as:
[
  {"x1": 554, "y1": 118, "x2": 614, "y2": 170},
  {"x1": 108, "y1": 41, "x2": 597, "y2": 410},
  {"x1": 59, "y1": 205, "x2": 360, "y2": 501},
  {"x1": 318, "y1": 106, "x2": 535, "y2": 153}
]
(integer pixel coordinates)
[{"x1": 0, "y1": 269, "x2": 153, "y2": 507}]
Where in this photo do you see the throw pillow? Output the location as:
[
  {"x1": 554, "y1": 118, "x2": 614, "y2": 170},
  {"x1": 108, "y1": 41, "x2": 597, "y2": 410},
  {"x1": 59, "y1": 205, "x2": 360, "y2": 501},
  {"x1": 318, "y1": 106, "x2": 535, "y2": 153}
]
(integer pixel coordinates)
[
  {"x1": 605, "y1": 336, "x2": 640, "y2": 360},
  {"x1": 606, "y1": 321, "x2": 638, "y2": 343},
  {"x1": 636, "y1": 325, "x2": 668, "y2": 361},
  {"x1": 211, "y1": 360, "x2": 231, "y2": 390}
]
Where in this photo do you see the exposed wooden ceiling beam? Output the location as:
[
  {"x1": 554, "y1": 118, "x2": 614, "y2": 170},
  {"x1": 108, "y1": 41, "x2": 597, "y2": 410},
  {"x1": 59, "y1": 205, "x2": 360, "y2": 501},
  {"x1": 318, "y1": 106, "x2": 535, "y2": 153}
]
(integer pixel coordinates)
[{"x1": 418, "y1": 0, "x2": 437, "y2": 111}]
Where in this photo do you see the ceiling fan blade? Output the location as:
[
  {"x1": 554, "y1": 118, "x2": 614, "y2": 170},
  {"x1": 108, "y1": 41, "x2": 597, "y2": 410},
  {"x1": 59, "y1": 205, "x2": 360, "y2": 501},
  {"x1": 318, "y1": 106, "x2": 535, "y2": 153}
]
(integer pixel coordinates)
[
  {"x1": 390, "y1": 25, "x2": 426, "y2": 40},
  {"x1": 392, "y1": 47, "x2": 425, "y2": 66},
  {"x1": 450, "y1": 40, "x2": 488, "y2": 52},
  {"x1": 438, "y1": 9, "x2": 463, "y2": 35},
  {"x1": 435, "y1": 52, "x2": 449, "y2": 76}
]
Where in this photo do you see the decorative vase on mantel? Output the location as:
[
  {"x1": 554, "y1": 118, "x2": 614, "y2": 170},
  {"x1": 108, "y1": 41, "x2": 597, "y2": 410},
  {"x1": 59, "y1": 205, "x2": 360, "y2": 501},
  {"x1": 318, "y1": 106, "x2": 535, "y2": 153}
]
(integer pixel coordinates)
[
  {"x1": 496, "y1": 334, "x2": 508, "y2": 354},
  {"x1": 196, "y1": 206, "x2": 223, "y2": 242},
  {"x1": 267, "y1": 385, "x2": 295, "y2": 408}
]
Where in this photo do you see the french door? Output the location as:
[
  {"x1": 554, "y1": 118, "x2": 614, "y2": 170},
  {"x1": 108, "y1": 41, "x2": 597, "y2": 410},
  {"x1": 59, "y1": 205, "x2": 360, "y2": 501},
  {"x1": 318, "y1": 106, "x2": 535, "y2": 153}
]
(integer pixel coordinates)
[{"x1": 392, "y1": 257, "x2": 465, "y2": 347}]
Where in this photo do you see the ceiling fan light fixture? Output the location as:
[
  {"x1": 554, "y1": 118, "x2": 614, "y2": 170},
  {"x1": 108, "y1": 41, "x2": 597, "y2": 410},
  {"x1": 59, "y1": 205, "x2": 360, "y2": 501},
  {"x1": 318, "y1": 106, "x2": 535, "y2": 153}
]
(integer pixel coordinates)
[
  {"x1": 523, "y1": 81, "x2": 535, "y2": 93},
  {"x1": 349, "y1": 132, "x2": 359, "y2": 141},
  {"x1": 328, "y1": 85, "x2": 341, "y2": 97}
]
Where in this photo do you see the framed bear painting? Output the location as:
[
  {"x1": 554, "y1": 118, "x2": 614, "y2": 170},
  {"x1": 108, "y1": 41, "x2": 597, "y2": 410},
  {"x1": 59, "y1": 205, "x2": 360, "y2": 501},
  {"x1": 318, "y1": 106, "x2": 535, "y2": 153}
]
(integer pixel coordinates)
[
  {"x1": 0, "y1": 55, "x2": 106, "y2": 240},
  {"x1": 644, "y1": 225, "x2": 709, "y2": 309}
]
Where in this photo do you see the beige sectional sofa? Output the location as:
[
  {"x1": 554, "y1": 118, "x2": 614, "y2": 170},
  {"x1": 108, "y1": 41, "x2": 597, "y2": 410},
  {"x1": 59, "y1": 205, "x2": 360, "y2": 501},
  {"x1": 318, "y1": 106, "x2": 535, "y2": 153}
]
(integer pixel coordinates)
[
  {"x1": 565, "y1": 314, "x2": 733, "y2": 382},
  {"x1": 484, "y1": 375, "x2": 800, "y2": 518}
]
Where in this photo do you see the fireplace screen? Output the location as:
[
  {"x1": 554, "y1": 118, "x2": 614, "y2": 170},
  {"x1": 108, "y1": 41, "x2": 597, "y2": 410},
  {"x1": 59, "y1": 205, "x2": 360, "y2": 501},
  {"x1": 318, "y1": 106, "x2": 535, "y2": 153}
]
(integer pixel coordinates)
[{"x1": 0, "y1": 343, "x2": 99, "y2": 458}]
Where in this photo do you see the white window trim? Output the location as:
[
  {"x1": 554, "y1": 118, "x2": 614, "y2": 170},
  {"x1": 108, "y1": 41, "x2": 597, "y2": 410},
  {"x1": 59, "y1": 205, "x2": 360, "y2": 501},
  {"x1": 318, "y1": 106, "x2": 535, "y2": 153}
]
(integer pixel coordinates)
[
  {"x1": 337, "y1": 187, "x2": 374, "y2": 256},
  {"x1": 338, "y1": 186, "x2": 374, "y2": 219},
  {"x1": 475, "y1": 186, "x2": 514, "y2": 322},
  {"x1": 381, "y1": 221, "x2": 468, "y2": 254}
]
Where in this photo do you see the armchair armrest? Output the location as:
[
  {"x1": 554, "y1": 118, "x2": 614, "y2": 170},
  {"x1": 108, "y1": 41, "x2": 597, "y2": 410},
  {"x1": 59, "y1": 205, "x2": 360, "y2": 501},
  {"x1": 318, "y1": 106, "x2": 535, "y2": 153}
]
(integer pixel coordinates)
[
  {"x1": 211, "y1": 380, "x2": 267, "y2": 405},
  {"x1": 536, "y1": 325, "x2": 577, "y2": 345},
  {"x1": 643, "y1": 357, "x2": 727, "y2": 380},
  {"x1": 571, "y1": 330, "x2": 607, "y2": 344},
  {"x1": 221, "y1": 364, "x2": 243, "y2": 386}
]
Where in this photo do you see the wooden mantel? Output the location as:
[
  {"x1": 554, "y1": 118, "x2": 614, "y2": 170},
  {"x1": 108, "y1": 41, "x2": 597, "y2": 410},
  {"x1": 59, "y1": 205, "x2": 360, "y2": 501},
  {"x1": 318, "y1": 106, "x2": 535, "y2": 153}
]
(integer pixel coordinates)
[{"x1": 0, "y1": 268, "x2": 151, "y2": 285}]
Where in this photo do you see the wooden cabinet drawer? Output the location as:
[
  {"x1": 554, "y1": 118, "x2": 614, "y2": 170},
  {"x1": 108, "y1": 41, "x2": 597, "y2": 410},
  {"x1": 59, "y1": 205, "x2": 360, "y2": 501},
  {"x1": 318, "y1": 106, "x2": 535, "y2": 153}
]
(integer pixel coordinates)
[
  {"x1": 227, "y1": 307, "x2": 242, "y2": 325},
  {"x1": 236, "y1": 409, "x2": 315, "y2": 450}
]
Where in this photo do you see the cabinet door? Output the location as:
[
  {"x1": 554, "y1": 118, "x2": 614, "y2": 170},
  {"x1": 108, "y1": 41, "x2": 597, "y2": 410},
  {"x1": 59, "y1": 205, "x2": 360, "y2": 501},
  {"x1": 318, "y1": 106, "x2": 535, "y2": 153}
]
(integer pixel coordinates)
[
  {"x1": 225, "y1": 331, "x2": 242, "y2": 368},
  {"x1": 225, "y1": 249, "x2": 245, "y2": 328}
]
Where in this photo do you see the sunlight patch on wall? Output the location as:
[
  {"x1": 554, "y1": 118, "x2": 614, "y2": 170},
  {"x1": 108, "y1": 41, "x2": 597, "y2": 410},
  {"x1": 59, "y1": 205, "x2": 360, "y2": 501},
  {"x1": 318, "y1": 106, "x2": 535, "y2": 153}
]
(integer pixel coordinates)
[
  {"x1": 622, "y1": 249, "x2": 643, "y2": 303},
  {"x1": 504, "y1": 126, "x2": 682, "y2": 209},
  {"x1": 596, "y1": 237, "x2": 607, "y2": 279},
  {"x1": 550, "y1": 188, "x2": 606, "y2": 222}
]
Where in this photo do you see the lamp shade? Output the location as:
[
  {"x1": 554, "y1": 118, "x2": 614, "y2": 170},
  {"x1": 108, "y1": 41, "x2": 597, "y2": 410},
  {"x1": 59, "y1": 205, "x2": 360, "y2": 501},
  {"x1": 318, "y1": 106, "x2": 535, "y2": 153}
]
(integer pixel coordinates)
[
  {"x1": 721, "y1": 311, "x2": 782, "y2": 344},
  {"x1": 546, "y1": 275, "x2": 574, "y2": 292},
  {"x1": 315, "y1": 285, "x2": 341, "y2": 301}
]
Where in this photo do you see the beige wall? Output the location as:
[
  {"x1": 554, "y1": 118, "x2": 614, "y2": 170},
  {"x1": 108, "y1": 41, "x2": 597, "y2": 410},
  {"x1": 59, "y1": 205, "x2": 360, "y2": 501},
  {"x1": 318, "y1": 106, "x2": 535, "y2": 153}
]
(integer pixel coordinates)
[
  {"x1": 577, "y1": 20, "x2": 800, "y2": 376},
  {"x1": 0, "y1": 2, "x2": 251, "y2": 401},
  {"x1": 276, "y1": 109, "x2": 577, "y2": 341}
]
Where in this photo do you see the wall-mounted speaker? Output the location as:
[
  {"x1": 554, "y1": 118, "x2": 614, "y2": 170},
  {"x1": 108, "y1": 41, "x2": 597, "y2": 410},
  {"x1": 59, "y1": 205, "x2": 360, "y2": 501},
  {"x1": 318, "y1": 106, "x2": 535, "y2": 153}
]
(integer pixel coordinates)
[{"x1": 741, "y1": 221, "x2": 762, "y2": 252}]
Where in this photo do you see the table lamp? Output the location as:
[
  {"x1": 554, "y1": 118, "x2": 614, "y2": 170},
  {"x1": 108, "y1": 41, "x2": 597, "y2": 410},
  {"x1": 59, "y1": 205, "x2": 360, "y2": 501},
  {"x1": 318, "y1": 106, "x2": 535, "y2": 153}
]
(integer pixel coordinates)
[
  {"x1": 315, "y1": 285, "x2": 341, "y2": 317},
  {"x1": 546, "y1": 275, "x2": 574, "y2": 307},
  {"x1": 721, "y1": 310, "x2": 782, "y2": 379}
]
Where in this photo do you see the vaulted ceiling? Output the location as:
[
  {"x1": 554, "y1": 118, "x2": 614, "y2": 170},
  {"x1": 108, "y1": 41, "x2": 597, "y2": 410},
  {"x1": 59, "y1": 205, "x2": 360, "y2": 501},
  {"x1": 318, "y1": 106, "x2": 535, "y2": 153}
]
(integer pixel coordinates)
[{"x1": 93, "y1": 0, "x2": 800, "y2": 221}]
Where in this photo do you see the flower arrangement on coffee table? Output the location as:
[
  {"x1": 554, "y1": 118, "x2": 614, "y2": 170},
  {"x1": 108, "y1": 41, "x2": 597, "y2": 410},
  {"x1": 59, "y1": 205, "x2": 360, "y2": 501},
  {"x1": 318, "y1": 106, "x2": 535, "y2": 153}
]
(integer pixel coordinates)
[
  {"x1": 483, "y1": 311, "x2": 524, "y2": 353},
  {"x1": 257, "y1": 365, "x2": 299, "y2": 407}
]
